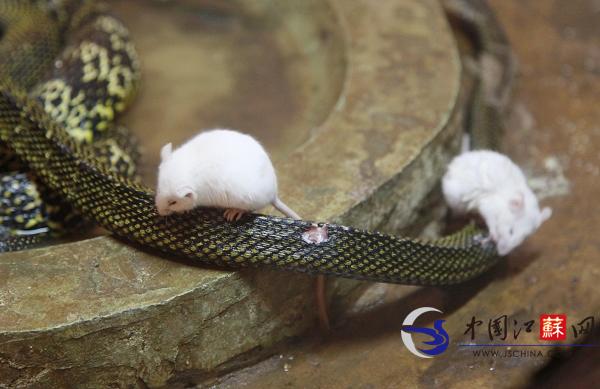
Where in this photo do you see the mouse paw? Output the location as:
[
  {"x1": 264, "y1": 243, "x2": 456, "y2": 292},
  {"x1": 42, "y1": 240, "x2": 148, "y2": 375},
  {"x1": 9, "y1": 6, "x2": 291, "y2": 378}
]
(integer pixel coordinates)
[{"x1": 224, "y1": 208, "x2": 245, "y2": 221}]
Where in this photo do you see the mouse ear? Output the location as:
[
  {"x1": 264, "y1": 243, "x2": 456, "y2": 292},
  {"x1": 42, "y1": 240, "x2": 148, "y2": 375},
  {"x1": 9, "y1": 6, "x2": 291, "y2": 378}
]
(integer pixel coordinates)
[
  {"x1": 160, "y1": 143, "x2": 173, "y2": 161},
  {"x1": 176, "y1": 186, "x2": 196, "y2": 200},
  {"x1": 540, "y1": 207, "x2": 552, "y2": 223},
  {"x1": 509, "y1": 191, "x2": 525, "y2": 214}
]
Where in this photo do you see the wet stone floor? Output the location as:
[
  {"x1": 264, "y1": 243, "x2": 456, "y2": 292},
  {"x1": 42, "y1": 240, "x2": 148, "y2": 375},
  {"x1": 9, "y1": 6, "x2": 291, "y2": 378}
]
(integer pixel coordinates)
[{"x1": 208, "y1": 1, "x2": 600, "y2": 388}]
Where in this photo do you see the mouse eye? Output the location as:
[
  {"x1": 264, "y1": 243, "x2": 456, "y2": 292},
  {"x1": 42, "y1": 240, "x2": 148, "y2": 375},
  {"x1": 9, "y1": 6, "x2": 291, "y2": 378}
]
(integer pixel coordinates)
[{"x1": 168, "y1": 200, "x2": 177, "y2": 206}]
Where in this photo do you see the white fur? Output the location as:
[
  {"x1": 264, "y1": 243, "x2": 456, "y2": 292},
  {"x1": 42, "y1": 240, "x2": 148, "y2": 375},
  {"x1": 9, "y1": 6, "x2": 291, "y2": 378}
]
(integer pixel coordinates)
[
  {"x1": 442, "y1": 150, "x2": 552, "y2": 255},
  {"x1": 156, "y1": 129, "x2": 298, "y2": 218}
]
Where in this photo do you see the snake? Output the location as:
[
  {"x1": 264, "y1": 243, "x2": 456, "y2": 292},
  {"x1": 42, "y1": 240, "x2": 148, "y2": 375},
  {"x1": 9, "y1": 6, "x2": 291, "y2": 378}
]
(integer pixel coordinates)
[
  {"x1": 0, "y1": 0, "x2": 500, "y2": 285},
  {"x1": 0, "y1": 0, "x2": 140, "y2": 242}
]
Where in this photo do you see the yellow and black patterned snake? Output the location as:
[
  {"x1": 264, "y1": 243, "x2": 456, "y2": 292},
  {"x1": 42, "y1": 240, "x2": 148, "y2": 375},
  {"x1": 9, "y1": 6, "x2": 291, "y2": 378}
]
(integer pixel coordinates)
[{"x1": 0, "y1": 0, "x2": 499, "y2": 285}]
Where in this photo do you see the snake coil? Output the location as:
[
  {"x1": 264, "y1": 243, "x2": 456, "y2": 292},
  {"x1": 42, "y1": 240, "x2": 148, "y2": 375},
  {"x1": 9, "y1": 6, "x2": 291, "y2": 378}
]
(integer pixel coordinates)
[{"x1": 0, "y1": 0, "x2": 499, "y2": 285}]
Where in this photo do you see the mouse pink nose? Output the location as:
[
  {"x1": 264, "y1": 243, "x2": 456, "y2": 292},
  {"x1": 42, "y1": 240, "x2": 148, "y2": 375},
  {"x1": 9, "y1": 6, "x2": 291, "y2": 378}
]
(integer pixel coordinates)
[{"x1": 156, "y1": 203, "x2": 170, "y2": 216}]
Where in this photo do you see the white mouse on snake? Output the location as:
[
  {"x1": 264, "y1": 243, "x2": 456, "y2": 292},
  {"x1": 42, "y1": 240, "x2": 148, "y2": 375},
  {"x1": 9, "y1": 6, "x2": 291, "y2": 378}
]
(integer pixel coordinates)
[
  {"x1": 155, "y1": 128, "x2": 330, "y2": 330},
  {"x1": 155, "y1": 128, "x2": 299, "y2": 221},
  {"x1": 442, "y1": 150, "x2": 552, "y2": 255}
]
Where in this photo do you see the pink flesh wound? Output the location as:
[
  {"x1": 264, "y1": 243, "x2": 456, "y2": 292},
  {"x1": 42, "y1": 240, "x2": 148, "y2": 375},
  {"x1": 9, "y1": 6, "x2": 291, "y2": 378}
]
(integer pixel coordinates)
[{"x1": 302, "y1": 225, "x2": 329, "y2": 244}]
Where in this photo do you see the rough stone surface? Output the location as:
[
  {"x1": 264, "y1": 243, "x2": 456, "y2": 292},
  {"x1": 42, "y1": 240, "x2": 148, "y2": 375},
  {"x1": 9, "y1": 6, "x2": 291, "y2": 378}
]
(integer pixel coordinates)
[
  {"x1": 205, "y1": 1, "x2": 600, "y2": 388},
  {"x1": 0, "y1": 0, "x2": 466, "y2": 387}
]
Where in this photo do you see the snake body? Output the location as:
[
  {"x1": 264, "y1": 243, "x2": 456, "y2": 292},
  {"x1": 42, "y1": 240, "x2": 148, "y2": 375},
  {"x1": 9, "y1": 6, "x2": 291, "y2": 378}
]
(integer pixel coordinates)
[
  {"x1": 0, "y1": 1, "x2": 499, "y2": 285},
  {"x1": 0, "y1": 0, "x2": 140, "y2": 240}
]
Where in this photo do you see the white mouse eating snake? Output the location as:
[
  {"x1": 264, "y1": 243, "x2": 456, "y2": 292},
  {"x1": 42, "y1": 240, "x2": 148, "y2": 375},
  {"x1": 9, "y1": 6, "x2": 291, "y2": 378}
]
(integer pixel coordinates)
[
  {"x1": 442, "y1": 150, "x2": 552, "y2": 255},
  {"x1": 155, "y1": 128, "x2": 299, "y2": 221},
  {"x1": 156, "y1": 128, "x2": 330, "y2": 329}
]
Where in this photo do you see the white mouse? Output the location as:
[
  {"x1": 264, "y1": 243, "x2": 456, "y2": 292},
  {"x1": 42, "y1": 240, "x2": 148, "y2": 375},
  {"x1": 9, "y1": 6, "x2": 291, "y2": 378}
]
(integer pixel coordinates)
[
  {"x1": 155, "y1": 128, "x2": 331, "y2": 329},
  {"x1": 155, "y1": 128, "x2": 300, "y2": 220},
  {"x1": 442, "y1": 150, "x2": 552, "y2": 255}
]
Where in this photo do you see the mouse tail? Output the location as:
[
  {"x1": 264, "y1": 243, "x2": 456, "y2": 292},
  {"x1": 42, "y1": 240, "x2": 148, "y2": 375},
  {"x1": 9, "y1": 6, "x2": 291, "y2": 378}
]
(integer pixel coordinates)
[
  {"x1": 273, "y1": 198, "x2": 301, "y2": 220},
  {"x1": 273, "y1": 198, "x2": 330, "y2": 331}
]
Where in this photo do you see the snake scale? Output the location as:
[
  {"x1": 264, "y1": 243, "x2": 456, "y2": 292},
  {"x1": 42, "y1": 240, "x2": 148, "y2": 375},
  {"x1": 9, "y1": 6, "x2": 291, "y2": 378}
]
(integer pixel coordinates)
[
  {"x1": 0, "y1": 0, "x2": 499, "y2": 285},
  {"x1": 0, "y1": 0, "x2": 140, "y2": 241}
]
